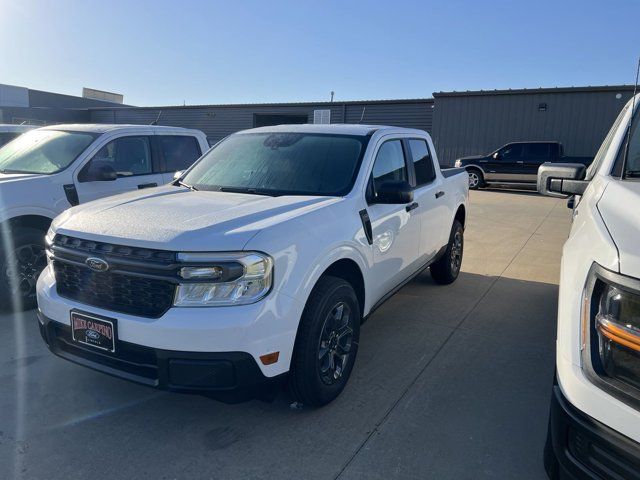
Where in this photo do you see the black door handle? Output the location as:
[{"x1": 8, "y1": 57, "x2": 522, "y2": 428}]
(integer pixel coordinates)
[
  {"x1": 405, "y1": 202, "x2": 419, "y2": 212},
  {"x1": 435, "y1": 191, "x2": 445, "y2": 199},
  {"x1": 138, "y1": 182, "x2": 158, "y2": 189}
]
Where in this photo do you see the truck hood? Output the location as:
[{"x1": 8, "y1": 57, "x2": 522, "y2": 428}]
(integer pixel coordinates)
[
  {"x1": 53, "y1": 185, "x2": 339, "y2": 251},
  {"x1": 597, "y1": 180, "x2": 640, "y2": 277}
]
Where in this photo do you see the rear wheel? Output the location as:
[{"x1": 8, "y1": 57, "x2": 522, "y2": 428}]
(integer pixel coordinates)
[
  {"x1": 0, "y1": 227, "x2": 47, "y2": 312},
  {"x1": 430, "y1": 220, "x2": 464, "y2": 285},
  {"x1": 467, "y1": 168, "x2": 484, "y2": 190},
  {"x1": 288, "y1": 276, "x2": 360, "y2": 407}
]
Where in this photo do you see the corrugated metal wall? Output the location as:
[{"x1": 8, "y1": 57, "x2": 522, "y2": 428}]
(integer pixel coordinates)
[
  {"x1": 431, "y1": 88, "x2": 634, "y2": 166},
  {"x1": 89, "y1": 100, "x2": 434, "y2": 144}
]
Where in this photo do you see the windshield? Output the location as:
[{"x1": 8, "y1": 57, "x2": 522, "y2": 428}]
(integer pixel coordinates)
[
  {"x1": 0, "y1": 130, "x2": 97, "y2": 175},
  {"x1": 182, "y1": 132, "x2": 369, "y2": 196}
]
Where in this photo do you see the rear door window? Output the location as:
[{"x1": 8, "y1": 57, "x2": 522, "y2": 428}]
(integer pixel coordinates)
[
  {"x1": 408, "y1": 139, "x2": 436, "y2": 186},
  {"x1": 158, "y1": 135, "x2": 202, "y2": 172},
  {"x1": 525, "y1": 143, "x2": 551, "y2": 160}
]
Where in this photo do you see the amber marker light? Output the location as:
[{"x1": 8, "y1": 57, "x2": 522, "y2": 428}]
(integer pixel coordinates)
[{"x1": 260, "y1": 352, "x2": 280, "y2": 365}]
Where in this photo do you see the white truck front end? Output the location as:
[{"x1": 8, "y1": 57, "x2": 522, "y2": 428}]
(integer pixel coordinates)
[{"x1": 541, "y1": 95, "x2": 640, "y2": 478}]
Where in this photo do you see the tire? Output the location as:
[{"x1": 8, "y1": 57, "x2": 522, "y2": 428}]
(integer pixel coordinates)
[
  {"x1": 467, "y1": 168, "x2": 484, "y2": 190},
  {"x1": 288, "y1": 276, "x2": 361, "y2": 407},
  {"x1": 0, "y1": 227, "x2": 48, "y2": 312},
  {"x1": 430, "y1": 220, "x2": 464, "y2": 285}
]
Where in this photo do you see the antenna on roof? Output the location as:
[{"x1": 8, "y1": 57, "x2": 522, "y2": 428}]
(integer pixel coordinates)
[
  {"x1": 19, "y1": 120, "x2": 27, "y2": 125},
  {"x1": 330, "y1": 91, "x2": 335, "y2": 102},
  {"x1": 150, "y1": 110, "x2": 162, "y2": 126},
  {"x1": 358, "y1": 106, "x2": 366, "y2": 123},
  {"x1": 620, "y1": 57, "x2": 640, "y2": 180}
]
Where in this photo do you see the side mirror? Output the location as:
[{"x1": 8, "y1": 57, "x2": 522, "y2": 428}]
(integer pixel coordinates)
[
  {"x1": 537, "y1": 163, "x2": 588, "y2": 198},
  {"x1": 173, "y1": 170, "x2": 183, "y2": 181},
  {"x1": 80, "y1": 160, "x2": 117, "y2": 182},
  {"x1": 374, "y1": 180, "x2": 414, "y2": 204}
]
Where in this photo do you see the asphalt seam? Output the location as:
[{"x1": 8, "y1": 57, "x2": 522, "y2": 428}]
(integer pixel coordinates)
[{"x1": 333, "y1": 198, "x2": 562, "y2": 479}]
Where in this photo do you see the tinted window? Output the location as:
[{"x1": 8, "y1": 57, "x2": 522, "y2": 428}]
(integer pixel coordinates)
[
  {"x1": 0, "y1": 132, "x2": 20, "y2": 148},
  {"x1": 525, "y1": 143, "x2": 551, "y2": 158},
  {"x1": 500, "y1": 144, "x2": 523, "y2": 159},
  {"x1": 183, "y1": 133, "x2": 368, "y2": 196},
  {"x1": 82, "y1": 136, "x2": 152, "y2": 179},
  {"x1": 0, "y1": 130, "x2": 96, "y2": 175},
  {"x1": 372, "y1": 140, "x2": 407, "y2": 192},
  {"x1": 159, "y1": 136, "x2": 201, "y2": 172},
  {"x1": 409, "y1": 139, "x2": 435, "y2": 186}
]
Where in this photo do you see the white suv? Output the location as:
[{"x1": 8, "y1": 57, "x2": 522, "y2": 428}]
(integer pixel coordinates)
[
  {"x1": 538, "y1": 94, "x2": 640, "y2": 478},
  {"x1": 0, "y1": 124, "x2": 208, "y2": 310},
  {"x1": 37, "y1": 124, "x2": 469, "y2": 406}
]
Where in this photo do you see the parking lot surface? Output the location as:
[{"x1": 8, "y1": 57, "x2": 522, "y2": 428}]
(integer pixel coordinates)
[{"x1": 0, "y1": 189, "x2": 570, "y2": 480}]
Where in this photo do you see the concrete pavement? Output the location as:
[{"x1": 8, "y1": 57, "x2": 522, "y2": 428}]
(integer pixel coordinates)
[{"x1": 0, "y1": 189, "x2": 571, "y2": 480}]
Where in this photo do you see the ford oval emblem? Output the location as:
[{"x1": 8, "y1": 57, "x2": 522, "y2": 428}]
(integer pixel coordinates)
[
  {"x1": 86, "y1": 330, "x2": 101, "y2": 340},
  {"x1": 86, "y1": 257, "x2": 109, "y2": 272}
]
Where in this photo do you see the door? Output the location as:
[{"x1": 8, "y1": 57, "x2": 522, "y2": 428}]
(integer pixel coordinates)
[
  {"x1": 366, "y1": 139, "x2": 421, "y2": 304},
  {"x1": 522, "y1": 143, "x2": 552, "y2": 180},
  {"x1": 406, "y1": 138, "x2": 449, "y2": 260},
  {"x1": 156, "y1": 135, "x2": 204, "y2": 184},
  {"x1": 484, "y1": 143, "x2": 524, "y2": 182},
  {"x1": 74, "y1": 135, "x2": 165, "y2": 204}
]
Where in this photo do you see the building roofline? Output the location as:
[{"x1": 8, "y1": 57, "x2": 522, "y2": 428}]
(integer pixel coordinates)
[
  {"x1": 86, "y1": 97, "x2": 435, "y2": 111},
  {"x1": 432, "y1": 85, "x2": 636, "y2": 98}
]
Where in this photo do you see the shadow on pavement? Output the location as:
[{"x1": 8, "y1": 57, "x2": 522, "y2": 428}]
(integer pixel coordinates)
[{"x1": 0, "y1": 271, "x2": 557, "y2": 480}]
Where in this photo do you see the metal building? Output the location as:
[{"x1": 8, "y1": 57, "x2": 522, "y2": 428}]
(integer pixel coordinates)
[
  {"x1": 431, "y1": 86, "x2": 635, "y2": 166},
  {"x1": 88, "y1": 98, "x2": 435, "y2": 145},
  {"x1": 1, "y1": 82, "x2": 634, "y2": 168}
]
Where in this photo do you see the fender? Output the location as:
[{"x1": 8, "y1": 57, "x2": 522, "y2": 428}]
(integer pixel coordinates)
[
  {"x1": 301, "y1": 241, "x2": 368, "y2": 301},
  {"x1": 0, "y1": 206, "x2": 57, "y2": 226}
]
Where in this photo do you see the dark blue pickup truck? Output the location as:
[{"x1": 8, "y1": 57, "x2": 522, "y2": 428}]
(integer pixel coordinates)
[{"x1": 454, "y1": 141, "x2": 592, "y2": 189}]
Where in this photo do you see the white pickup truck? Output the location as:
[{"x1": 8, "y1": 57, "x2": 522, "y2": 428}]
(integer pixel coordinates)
[
  {"x1": 36, "y1": 124, "x2": 469, "y2": 405},
  {"x1": 0, "y1": 124, "x2": 208, "y2": 310},
  {"x1": 538, "y1": 94, "x2": 640, "y2": 478}
]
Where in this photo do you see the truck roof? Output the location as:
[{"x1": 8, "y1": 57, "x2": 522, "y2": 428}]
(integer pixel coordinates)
[
  {"x1": 37, "y1": 124, "x2": 203, "y2": 135},
  {"x1": 237, "y1": 123, "x2": 427, "y2": 137}
]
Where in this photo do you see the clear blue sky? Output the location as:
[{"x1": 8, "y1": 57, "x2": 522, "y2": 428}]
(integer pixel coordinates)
[{"x1": 1, "y1": 0, "x2": 638, "y2": 106}]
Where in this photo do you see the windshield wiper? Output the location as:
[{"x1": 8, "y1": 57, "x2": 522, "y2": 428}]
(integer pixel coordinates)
[
  {"x1": 176, "y1": 180, "x2": 198, "y2": 191},
  {"x1": 218, "y1": 186, "x2": 278, "y2": 196}
]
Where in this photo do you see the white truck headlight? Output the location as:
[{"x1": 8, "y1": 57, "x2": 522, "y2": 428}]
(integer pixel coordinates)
[
  {"x1": 582, "y1": 263, "x2": 640, "y2": 403},
  {"x1": 173, "y1": 252, "x2": 273, "y2": 307},
  {"x1": 454, "y1": 159, "x2": 462, "y2": 168}
]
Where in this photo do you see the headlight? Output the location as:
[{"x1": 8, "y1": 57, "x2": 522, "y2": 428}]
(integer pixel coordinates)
[
  {"x1": 173, "y1": 252, "x2": 273, "y2": 307},
  {"x1": 454, "y1": 159, "x2": 462, "y2": 168},
  {"x1": 582, "y1": 263, "x2": 640, "y2": 405}
]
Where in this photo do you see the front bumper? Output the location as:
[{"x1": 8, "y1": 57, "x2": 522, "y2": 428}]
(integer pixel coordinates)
[
  {"x1": 546, "y1": 384, "x2": 640, "y2": 479},
  {"x1": 37, "y1": 311, "x2": 284, "y2": 402}
]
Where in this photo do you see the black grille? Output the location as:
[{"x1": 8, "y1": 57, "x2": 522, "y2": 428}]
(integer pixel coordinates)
[
  {"x1": 54, "y1": 235, "x2": 175, "y2": 264},
  {"x1": 53, "y1": 260, "x2": 175, "y2": 318}
]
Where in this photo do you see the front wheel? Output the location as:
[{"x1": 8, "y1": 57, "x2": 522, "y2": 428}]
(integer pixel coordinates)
[
  {"x1": 467, "y1": 169, "x2": 483, "y2": 190},
  {"x1": 288, "y1": 276, "x2": 361, "y2": 407},
  {"x1": 430, "y1": 220, "x2": 464, "y2": 285},
  {"x1": 0, "y1": 227, "x2": 48, "y2": 312}
]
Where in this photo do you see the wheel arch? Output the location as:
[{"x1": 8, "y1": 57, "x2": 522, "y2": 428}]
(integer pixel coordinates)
[
  {"x1": 1, "y1": 214, "x2": 53, "y2": 238},
  {"x1": 319, "y1": 258, "x2": 365, "y2": 317},
  {"x1": 454, "y1": 204, "x2": 466, "y2": 229}
]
